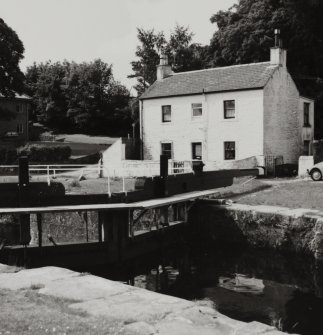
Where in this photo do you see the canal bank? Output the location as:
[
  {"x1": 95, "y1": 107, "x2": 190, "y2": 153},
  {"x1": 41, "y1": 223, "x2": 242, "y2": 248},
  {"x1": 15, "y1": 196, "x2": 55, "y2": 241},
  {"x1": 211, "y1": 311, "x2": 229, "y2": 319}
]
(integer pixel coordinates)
[
  {"x1": 0, "y1": 264, "x2": 290, "y2": 335},
  {"x1": 192, "y1": 201, "x2": 323, "y2": 262}
]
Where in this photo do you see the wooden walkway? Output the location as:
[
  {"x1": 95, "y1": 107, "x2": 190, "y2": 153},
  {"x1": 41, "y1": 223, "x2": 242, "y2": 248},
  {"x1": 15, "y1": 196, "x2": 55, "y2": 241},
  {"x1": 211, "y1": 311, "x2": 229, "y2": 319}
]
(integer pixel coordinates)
[{"x1": 0, "y1": 189, "x2": 220, "y2": 214}]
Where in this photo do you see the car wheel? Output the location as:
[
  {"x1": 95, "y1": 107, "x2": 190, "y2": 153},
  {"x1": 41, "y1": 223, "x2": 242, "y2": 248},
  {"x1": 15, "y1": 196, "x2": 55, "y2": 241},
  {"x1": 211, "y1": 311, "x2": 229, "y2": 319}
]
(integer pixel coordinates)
[{"x1": 311, "y1": 169, "x2": 322, "y2": 181}]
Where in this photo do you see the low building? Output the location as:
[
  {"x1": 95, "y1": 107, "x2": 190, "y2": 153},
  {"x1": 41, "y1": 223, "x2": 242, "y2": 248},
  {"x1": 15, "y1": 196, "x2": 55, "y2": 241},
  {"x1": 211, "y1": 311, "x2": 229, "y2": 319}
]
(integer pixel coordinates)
[
  {"x1": 0, "y1": 94, "x2": 31, "y2": 143},
  {"x1": 139, "y1": 43, "x2": 314, "y2": 171}
]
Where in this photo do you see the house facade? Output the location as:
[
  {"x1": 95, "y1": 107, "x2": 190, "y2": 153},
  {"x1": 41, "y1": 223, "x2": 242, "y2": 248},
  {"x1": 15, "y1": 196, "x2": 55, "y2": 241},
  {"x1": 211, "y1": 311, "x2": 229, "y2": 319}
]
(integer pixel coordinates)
[
  {"x1": 0, "y1": 94, "x2": 31, "y2": 143},
  {"x1": 139, "y1": 47, "x2": 314, "y2": 168}
]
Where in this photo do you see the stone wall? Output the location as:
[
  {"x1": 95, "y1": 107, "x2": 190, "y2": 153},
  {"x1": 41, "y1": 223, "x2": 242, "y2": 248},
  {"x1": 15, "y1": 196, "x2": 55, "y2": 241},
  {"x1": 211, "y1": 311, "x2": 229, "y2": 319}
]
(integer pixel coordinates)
[{"x1": 192, "y1": 202, "x2": 323, "y2": 261}]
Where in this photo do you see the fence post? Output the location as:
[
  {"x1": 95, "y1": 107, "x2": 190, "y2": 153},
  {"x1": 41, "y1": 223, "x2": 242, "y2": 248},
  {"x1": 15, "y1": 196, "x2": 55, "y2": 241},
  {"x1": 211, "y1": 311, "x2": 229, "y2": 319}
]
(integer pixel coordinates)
[
  {"x1": 18, "y1": 157, "x2": 31, "y2": 246},
  {"x1": 107, "y1": 173, "x2": 111, "y2": 196},
  {"x1": 47, "y1": 165, "x2": 50, "y2": 185}
]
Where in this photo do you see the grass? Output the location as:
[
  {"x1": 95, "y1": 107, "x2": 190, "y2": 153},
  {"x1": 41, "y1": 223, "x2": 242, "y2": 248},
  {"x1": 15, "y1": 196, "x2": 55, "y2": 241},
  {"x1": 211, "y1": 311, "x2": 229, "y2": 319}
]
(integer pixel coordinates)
[
  {"x1": 217, "y1": 177, "x2": 323, "y2": 211},
  {"x1": 0, "y1": 288, "x2": 123, "y2": 334}
]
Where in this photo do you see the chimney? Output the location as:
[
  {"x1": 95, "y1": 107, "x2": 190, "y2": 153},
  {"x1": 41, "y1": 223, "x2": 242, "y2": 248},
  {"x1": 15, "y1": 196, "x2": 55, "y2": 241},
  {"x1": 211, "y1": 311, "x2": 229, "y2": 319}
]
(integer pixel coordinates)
[
  {"x1": 270, "y1": 29, "x2": 287, "y2": 67},
  {"x1": 157, "y1": 53, "x2": 173, "y2": 80}
]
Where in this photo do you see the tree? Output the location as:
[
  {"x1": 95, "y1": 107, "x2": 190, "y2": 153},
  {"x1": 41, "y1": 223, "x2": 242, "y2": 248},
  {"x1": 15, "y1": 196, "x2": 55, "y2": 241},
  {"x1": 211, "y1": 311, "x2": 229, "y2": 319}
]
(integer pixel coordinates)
[
  {"x1": 209, "y1": 0, "x2": 323, "y2": 138},
  {"x1": 129, "y1": 25, "x2": 208, "y2": 95},
  {"x1": 0, "y1": 18, "x2": 25, "y2": 119},
  {"x1": 25, "y1": 61, "x2": 70, "y2": 129},
  {"x1": 25, "y1": 60, "x2": 132, "y2": 136},
  {"x1": 128, "y1": 28, "x2": 166, "y2": 95}
]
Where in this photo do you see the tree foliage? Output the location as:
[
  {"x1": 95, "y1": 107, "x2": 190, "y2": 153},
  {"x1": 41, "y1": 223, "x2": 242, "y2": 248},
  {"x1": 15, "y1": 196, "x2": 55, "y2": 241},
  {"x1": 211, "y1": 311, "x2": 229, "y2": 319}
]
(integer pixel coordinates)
[
  {"x1": 129, "y1": 24, "x2": 209, "y2": 95},
  {"x1": 0, "y1": 18, "x2": 25, "y2": 97},
  {"x1": 0, "y1": 18, "x2": 25, "y2": 119},
  {"x1": 25, "y1": 60, "x2": 132, "y2": 136}
]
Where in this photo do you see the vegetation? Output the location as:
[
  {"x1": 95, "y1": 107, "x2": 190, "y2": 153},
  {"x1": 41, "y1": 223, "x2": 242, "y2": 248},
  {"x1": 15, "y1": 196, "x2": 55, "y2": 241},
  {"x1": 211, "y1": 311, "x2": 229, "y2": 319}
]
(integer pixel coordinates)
[
  {"x1": 17, "y1": 144, "x2": 71, "y2": 163},
  {"x1": 129, "y1": 24, "x2": 208, "y2": 95},
  {"x1": 0, "y1": 147, "x2": 18, "y2": 164},
  {"x1": 0, "y1": 18, "x2": 25, "y2": 120},
  {"x1": 25, "y1": 60, "x2": 133, "y2": 135}
]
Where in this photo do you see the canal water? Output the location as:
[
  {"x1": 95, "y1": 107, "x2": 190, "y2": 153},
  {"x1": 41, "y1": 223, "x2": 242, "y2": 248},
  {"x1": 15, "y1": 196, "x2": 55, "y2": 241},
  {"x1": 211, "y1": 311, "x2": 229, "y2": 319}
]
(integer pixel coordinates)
[{"x1": 88, "y1": 244, "x2": 323, "y2": 335}]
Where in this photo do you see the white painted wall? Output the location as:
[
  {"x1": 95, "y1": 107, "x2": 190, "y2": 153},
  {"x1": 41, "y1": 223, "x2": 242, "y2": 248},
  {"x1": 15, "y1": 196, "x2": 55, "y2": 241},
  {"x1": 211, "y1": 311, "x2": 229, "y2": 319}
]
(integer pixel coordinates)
[{"x1": 142, "y1": 89, "x2": 264, "y2": 162}]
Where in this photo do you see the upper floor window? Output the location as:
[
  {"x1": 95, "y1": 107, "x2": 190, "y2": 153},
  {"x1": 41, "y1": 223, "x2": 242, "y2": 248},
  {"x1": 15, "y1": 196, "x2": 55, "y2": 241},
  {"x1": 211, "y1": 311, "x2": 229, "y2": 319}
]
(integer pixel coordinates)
[
  {"x1": 304, "y1": 102, "x2": 310, "y2": 127},
  {"x1": 16, "y1": 104, "x2": 20, "y2": 113},
  {"x1": 224, "y1": 141, "x2": 235, "y2": 160},
  {"x1": 162, "y1": 105, "x2": 171, "y2": 122},
  {"x1": 192, "y1": 103, "x2": 202, "y2": 117},
  {"x1": 224, "y1": 100, "x2": 235, "y2": 119}
]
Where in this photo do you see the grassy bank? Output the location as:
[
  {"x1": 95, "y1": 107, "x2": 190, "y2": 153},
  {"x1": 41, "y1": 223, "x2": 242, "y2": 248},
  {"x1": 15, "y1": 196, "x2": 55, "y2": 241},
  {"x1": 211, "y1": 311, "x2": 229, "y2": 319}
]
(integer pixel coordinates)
[{"x1": 218, "y1": 177, "x2": 323, "y2": 211}]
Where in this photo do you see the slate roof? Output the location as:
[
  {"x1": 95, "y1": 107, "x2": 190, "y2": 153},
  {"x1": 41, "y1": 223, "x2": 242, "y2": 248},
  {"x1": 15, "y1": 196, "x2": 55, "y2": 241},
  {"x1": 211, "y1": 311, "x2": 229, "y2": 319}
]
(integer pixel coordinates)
[{"x1": 140, "y1": 62, "x2": 278, "y2": 100}]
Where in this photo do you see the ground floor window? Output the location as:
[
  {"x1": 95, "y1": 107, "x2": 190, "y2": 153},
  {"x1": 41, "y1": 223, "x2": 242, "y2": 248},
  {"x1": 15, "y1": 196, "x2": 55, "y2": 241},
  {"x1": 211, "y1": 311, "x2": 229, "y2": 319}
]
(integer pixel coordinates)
[
  {"x1": 192, "y1": 142, "x2": 202, "y2": 160},
  {"x1": 16, "y1": 123, "x2": 23, "y2": 134},
  {"x1": 303, "y1": 140, "x2": 310, "y2": 156},
  {"x1": 161, "y1": 142, "x2": 173, "y2": 159},
  {"x1": 224, "y1": 141, "x2": 235, "y2": 160}
]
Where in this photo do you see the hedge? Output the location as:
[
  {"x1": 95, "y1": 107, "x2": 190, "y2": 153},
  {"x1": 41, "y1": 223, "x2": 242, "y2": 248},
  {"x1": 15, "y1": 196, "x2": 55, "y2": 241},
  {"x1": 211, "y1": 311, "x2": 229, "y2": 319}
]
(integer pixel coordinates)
[
  {"x1": 0, "y1": 147, "x2": 18, "y2": 164},
  {"x1": 17, "y1": 144, "x2": 71, "y2": 163}
]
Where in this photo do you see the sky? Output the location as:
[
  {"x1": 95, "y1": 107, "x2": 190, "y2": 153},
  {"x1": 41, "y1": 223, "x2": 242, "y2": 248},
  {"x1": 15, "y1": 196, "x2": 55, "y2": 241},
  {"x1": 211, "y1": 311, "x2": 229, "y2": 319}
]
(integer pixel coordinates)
[{"x1": 1, "y1": 0, "x2": 236, "y2": 90}]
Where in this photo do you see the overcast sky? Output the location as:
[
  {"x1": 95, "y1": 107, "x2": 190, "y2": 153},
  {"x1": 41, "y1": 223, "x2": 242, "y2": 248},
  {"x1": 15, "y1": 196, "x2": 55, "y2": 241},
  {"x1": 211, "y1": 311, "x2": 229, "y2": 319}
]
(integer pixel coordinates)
[{"x1": 1, "y1": 0, "x2": 236, "y2": 90}]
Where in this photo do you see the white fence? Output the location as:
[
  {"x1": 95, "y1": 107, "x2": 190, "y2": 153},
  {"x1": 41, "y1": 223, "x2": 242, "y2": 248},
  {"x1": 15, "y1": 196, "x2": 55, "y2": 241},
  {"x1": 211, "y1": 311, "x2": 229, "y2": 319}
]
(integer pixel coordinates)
[{"x1": 0, "y1": 160, "x2": 194, "y2": 193}]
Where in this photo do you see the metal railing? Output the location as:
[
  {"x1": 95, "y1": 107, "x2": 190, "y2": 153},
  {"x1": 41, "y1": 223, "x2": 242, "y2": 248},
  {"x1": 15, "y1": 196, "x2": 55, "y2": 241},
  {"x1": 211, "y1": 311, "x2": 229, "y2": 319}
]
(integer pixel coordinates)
[{"x1": 0, "y1": 160, "x2": 195, "y2": 195}]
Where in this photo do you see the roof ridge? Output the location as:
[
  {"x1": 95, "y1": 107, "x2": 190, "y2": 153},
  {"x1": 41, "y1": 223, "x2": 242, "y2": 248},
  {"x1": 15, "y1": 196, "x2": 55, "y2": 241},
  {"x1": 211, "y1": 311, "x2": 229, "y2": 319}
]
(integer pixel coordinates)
[{"x1": 172, "y1": 62, "x2": 273, "y2": 76}]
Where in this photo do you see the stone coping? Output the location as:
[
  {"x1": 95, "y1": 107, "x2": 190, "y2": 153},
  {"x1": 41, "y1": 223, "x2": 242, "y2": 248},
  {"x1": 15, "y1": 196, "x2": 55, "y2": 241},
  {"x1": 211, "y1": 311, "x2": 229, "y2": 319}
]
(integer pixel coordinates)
[{"x1": 0, "y1": 265, "x2": 292, "y2": 335}]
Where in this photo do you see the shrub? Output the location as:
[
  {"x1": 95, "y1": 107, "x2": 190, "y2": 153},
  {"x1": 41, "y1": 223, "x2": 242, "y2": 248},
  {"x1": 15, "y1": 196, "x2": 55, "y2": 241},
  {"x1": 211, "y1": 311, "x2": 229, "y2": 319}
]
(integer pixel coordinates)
[
  {"x1": 17, "y1": 144, "x2": 71, "y2": 163},
  {"x1": 0, "y1": 147, "x2": 18, "y2": 164}
]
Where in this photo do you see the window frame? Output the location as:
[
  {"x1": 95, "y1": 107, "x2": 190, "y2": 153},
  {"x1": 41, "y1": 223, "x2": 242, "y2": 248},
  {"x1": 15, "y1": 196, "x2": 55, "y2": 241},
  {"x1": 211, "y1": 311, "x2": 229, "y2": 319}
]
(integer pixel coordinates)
[
  {"x1": 162, "y1": 105, "x2": 172, "y2": 123},
  {"x1": 224, "y1": 100, "x2": 235, "y2": 119},
  {"x1": 191, "y1": 103, "x2": 203, "y2": 118},
  {"x1": 161, "y1": 142, "x2": 173, "y2": 159},
  {"x1": 224, "y1": 141, "x2": 236, "y2": 160},
  {"x1": 303, "y1": 102, "x2": 311, "y2": 127}
]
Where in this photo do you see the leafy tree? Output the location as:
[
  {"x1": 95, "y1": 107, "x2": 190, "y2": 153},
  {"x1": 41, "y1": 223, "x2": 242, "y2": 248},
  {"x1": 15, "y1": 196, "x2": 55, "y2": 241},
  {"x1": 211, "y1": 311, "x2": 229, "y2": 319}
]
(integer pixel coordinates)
[
  {"x1": 25, "y1": 61, "x2": 69, "y2": 129},
  {"x1": 209, "y1": 0, "x2": 323, "y2": 138},
  {"x1": 129, "y1": 25, "x2": 208, "y2": 95},
  {"x1": 0, "y1": 18, "x2": 25, "y2": 119},
  {"x1": 25, "y1": 60, "x2": 132, "y2": 136},
  {"x1": 129, "y1": 28, "x2": 166, "y2": 95}
]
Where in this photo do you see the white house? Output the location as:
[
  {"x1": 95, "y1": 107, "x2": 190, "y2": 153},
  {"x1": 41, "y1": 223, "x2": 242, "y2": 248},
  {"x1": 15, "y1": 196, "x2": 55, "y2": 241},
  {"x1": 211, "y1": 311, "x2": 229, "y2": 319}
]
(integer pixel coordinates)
[{"x1": 139, "y1": 45, "x2": 314, "y2": 170}]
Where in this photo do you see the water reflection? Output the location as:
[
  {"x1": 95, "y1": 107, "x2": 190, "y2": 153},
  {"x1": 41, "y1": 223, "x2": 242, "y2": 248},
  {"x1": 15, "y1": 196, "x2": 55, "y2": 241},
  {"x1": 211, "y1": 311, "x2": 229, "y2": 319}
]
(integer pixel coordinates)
[{"x1": 89, "y1": 246, "x2": 323, "y2": 335}]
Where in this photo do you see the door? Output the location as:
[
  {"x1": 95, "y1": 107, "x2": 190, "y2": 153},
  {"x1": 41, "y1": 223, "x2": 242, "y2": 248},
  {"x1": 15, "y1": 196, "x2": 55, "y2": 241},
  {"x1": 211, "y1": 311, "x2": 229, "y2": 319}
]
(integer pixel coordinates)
[{"x1": 192, "y1": 142, "x2": 202, "y2": 160}]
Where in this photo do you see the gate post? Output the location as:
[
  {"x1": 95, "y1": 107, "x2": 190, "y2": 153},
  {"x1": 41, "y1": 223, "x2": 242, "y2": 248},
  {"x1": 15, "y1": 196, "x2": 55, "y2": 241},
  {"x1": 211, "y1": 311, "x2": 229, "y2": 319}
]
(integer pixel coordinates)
[{"x1": 18, "y1": 157, "x2": 31, "y2": 245}]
